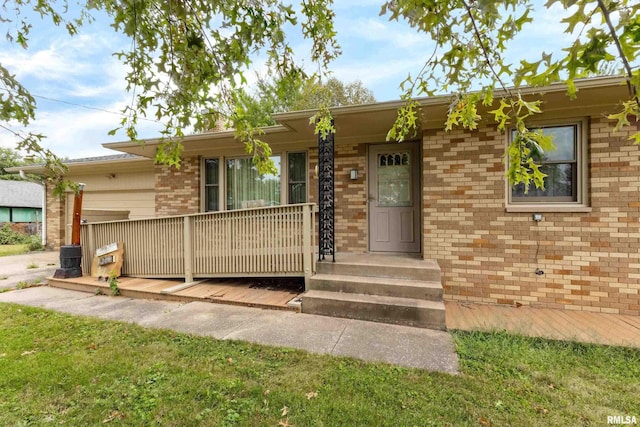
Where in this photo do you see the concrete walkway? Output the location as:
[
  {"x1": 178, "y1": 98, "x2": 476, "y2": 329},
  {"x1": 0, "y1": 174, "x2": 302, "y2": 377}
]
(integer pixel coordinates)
[
  {"x1": 0, "y1": 250, "x2": 59, "y2": 290},
  {"x1": 0, "y1": 286, "x2": 459, "y2": 374}
]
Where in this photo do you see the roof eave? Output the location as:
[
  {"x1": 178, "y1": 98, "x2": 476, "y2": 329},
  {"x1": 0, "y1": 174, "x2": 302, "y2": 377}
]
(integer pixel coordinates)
[
  {"x1": 103, "y1": 124, "x2": 293, "y2": 157},
  {"x1": 272, "y1": 76, "x2": 628, "y2": 122},
  {"x1": 6, "y1": 155, "x2": 154, "y2": 175}
]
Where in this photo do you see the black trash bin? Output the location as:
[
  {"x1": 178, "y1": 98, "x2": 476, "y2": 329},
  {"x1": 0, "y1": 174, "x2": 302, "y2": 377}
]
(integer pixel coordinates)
[{"x1": 54, "y1": 244, "x2": 82, "y2": 279}]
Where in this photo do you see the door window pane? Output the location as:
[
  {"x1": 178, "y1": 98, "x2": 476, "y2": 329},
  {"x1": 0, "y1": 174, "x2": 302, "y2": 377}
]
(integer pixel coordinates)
[
  {"x1": 378, "y1": 152, "x2": 411, "y2": 207},
  {"x1": 227, "y1": 156, "x2": 281, "y2": 210},
  {"x1": 288, "y1": 152, "x2": 307, "y2": 204}
]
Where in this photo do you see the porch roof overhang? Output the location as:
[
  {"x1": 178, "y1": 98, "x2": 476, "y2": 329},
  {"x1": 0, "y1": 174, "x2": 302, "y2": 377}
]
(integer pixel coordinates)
[
  {"x1": 103, "y1": 76, "x2": 630, "y2": 159},
  {"x1": 102, "y1": 102, "x2": 423, "y2": 158}
]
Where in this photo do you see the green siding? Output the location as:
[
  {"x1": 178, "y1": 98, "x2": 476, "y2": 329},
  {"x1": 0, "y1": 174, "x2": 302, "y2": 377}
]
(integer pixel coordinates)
[
  {"x1": 12, "y1": 208, "x2": 41, "y2": 222},
  {"x1": 0, "y1": 207, "x2": 42, "y2": 222}
]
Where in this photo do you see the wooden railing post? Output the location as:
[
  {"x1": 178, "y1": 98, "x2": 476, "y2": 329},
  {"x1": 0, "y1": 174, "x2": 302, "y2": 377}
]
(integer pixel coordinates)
[
  {"x1": 86, "y1": 224, "x2": 95, "y2": 275},
  {"x1": 302, "y1": 204, "x2": 312, "y2": 289},
  {"x1": 183, "y1": 216, "x2": 194, "y2": 283}
]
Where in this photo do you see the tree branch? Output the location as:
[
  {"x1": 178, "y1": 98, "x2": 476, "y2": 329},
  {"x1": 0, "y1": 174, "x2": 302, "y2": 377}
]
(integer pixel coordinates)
[
  {"x1": 460, "y1": 0, "x2": 512, "y2": 97},
  {"x1": 597, "y1": 0, "x2": 639, "y2": 104}
]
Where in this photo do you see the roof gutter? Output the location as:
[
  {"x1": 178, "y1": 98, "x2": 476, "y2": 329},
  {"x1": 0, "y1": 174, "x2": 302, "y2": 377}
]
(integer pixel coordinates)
[{"x1": 273, "y1": 75, "x2": 628, "y2": 121}]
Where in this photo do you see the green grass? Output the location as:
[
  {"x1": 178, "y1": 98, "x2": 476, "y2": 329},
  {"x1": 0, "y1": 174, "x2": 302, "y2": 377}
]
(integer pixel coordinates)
[
  {"x1": 15, "y1": 279, "x2": 43, "y2": 290},
  {"x1": 0, "y1": 244, "x2": 29, "y2": 257},
  {"x1": 0, "y1": 304, "x2": 638, "y2": 426}
]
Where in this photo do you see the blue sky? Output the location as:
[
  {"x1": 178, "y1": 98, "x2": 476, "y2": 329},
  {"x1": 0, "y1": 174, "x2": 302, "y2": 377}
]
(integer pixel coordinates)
[{"x1": 0, "y1": 0, "x2": 575, "y2": 160}]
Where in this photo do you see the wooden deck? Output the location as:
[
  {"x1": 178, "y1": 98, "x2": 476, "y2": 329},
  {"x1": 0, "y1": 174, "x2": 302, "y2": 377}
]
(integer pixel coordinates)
[
  {"x1": 446, "y1": 302, "x2": 640, "y2": 348},
  {"x1": 48, "y1": 276, "x2": 302, "y2": 311}
]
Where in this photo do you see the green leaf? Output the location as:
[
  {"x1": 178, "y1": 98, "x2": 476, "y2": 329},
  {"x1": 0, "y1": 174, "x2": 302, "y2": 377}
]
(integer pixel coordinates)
[
  {"x1": 387, "y1": 100, "x2": 421, "y2": 142},
  {"x1": 608, "y1": 100, "x2": 639, "y2": 132},
  {"x1": 488, "y1": 98, "x2": 512, "y2": 131}
]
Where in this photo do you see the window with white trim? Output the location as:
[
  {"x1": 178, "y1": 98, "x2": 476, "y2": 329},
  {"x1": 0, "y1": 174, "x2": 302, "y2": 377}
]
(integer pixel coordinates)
[{"x1": 507, "y1": 119, "x2": 588, "y2": 209}]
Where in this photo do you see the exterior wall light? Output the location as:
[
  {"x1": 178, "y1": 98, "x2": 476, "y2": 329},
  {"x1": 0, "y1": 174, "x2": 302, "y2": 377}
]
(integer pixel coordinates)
[{"x1": 350, "y1": 169, "x2": 358, "y2": 180}]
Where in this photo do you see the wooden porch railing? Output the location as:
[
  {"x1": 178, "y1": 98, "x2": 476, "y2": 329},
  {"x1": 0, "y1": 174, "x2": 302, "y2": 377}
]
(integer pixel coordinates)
[{"x1": 80, "y1": 204, "x2": 316, "y2": 283}]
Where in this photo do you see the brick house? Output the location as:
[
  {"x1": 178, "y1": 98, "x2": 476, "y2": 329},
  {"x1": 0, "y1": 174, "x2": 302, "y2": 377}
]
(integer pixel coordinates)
[{"x1": 23, "y1": 76, "x2": 640, "y2": 320}]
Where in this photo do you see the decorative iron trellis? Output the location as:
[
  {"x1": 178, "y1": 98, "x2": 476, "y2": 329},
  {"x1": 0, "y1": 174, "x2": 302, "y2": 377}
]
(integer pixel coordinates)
[{"x1": 318, "y1": 125, "x2": 335, "y2": 261}]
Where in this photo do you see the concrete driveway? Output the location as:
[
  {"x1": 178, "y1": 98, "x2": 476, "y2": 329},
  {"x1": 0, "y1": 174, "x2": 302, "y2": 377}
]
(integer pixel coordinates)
[{"x1": 0, "y1": 250, "x2": 59, "y2": 290}]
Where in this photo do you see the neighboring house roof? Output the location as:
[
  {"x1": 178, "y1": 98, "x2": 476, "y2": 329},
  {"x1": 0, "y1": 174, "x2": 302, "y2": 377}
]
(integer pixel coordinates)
[{"x1": 0, "y1": 180, "x2": 43, "y2": 208}]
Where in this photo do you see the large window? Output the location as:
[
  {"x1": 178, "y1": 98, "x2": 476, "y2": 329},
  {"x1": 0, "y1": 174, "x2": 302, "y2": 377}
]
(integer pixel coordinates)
[
  {"x1": 226, "y1": 156, "x2": 281, "y2": 210},
  {"x1": 204, "y1": 152, "x2": 306, "y2": 211},
  {"x1": 288, "y1": 152, "x2": 307, "y2": 204},
  {"x1": 508, "y1": 120, "x2": 588, "y2": 210},
  {"x1": 204, "y1": 158, "x2": 219, "y2": 212}
]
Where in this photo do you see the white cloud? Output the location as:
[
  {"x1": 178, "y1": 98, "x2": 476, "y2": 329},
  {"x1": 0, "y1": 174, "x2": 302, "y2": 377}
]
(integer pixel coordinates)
[
  {"x1": 28, "y1": 104, "x2": 163, "y2": 159},
  {"x1": 0, "y1": 48, "x2": 73, "y2": 81},
  {"x1": 1, "y1": 30, "x2": 131, "y2": 103},
  {"x1": 340, "y1": 17, "x2": 429, "y2": 51},
  {"x1": 0, "y1": 97, "x2": 164, "y2": 159},
  {"x1": 331, "y1": 55, "x2": 428, "y2": 100}
]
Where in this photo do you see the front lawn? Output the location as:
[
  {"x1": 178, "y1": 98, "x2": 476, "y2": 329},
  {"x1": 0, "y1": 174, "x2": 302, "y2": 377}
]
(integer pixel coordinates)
[
  {"x1": 0, "y1": 244, "x2": 29, "y2": 257},
  {"x1": 0, "y1": 304, "x2": 638, "y2": 426}
]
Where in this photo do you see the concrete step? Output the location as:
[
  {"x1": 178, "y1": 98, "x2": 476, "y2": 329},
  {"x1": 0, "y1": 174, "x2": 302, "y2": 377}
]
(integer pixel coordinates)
[
  {"x1": 317, "y1": 256, "x2": 440, "y2": 282},
  {"x1": 308, "y1": 273, "x2": 443, "y2": 301},
  {"x1": 301, "y1": 290, "x2": 446, "y2": 330}
]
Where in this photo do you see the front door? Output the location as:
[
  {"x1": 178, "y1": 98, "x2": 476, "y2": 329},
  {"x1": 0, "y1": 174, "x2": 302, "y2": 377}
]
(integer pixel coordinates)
[{"x1": 368, "y1": 143, "x2": 421, "y2": 253}]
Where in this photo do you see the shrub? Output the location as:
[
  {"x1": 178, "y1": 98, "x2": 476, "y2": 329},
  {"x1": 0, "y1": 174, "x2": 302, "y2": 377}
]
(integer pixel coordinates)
[
  {"x1": 0, "y1": 224, "x2": 30, "y2": 245},
  {"x1": 0, "y1": 224, "x2": 42, "y2": 250},
  {"x1": 27, "y1": 235, "x2": 43, "y2": 252}
]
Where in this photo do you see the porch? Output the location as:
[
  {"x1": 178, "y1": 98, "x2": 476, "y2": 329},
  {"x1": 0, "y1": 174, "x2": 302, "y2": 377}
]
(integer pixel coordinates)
[{"x1": 70, "y1": 203, "x2": 449, "y2": 329}]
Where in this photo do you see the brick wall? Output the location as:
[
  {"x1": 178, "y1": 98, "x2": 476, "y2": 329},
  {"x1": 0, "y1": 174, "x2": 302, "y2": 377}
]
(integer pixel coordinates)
[
  {"x1": 335, "y1": 142, "x2": 368, "y2": 253},
  {"x1": 155, "y1": 156, "x2": 201, "y2": 216},
  {"x1": 423, "y1": 117, "x2": 640, "y2": 315},
  {"x1": 46, "y1": 183, "x2": 65, "y2": 249}
]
